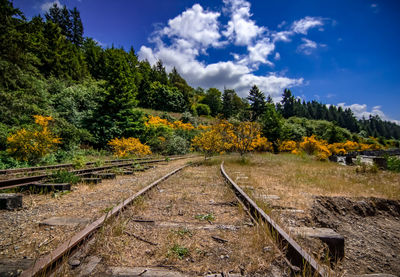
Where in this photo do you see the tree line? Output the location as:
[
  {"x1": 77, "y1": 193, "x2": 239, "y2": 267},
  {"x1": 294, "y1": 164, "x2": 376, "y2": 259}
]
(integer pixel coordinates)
[{"x1": 0, "y1": 0, "x2": 399, "y2": 166}]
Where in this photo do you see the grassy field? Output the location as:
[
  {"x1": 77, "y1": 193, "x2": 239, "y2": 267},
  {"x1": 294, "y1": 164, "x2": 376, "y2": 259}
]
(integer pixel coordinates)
[{"x1": 222, "y1": 153, "x2": 400, "y2": 211}]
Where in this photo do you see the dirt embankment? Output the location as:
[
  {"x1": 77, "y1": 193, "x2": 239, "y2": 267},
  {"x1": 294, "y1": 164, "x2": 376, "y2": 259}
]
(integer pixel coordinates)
[{"x1": 311, "y1": 196, "x2": 400, "y2": 275}]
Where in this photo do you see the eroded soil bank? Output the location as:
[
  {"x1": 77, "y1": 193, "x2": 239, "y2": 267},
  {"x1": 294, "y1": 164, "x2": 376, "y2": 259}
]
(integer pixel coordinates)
[{"x1": 311, "y1": 196, "x2": 400, "y2": 275}]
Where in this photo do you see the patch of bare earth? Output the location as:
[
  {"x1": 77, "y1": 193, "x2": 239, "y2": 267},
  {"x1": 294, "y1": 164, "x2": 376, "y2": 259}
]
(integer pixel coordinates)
[
  {"x1": 0, "y1": 157, "x2": 196, "y2": 262},
  {"x1": 84, "y1": 163, "x2": 290, "y2": 276},
  {"x1": 223, "y1": 153, "x2": 400, "y2": 276}
]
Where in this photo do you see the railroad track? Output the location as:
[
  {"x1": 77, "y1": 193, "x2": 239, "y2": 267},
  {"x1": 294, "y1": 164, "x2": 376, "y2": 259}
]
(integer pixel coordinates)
[
  {"x1": 13, "y1": 159, "x2": 332, "y2": 277},
  {"x1": 0, "y1": 157, "x2": 157, "y2": 176},
  {"x1": 0, "y1": 156, "x2": 192, "y2": 190}
]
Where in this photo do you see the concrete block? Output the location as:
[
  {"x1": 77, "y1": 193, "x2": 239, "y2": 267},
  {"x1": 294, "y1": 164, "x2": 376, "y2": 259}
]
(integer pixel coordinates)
[
  {"x1": 34, "y1": 183, "x2": 70, "y2": 192},
  {"x1": 95, "y1": 173, "x2": 116, "y2": 179},
  {"x1": 39, "y1": 217, "x2": 90, "y2": 226},
  {"x1": 109, "y1": 266, "x2": 188, "y2": 276},
  {"x1": 0, "y1": 259, "x2": 33, "y2": 276},
  {"x1": 0, "y1": 193, "x2": 23, "y2": 210},
  {"x1": 81, "y1": 178, "x2": 102, "y2": 184},
  {"x1": 123, "y1": 171, "x2": 134, "y2": 175},
  {"x1": 373, "y1": 157, "x2": 387, "y2": 169},
  {"x1": 261, "y1": 195, "x2": 280, "y2": 200},
  {"x1": 290, "y1": 227, "x2": 345, "y2": 259}
]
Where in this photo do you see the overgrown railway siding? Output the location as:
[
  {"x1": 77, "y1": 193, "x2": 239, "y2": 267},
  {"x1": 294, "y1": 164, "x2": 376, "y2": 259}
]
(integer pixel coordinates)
[
  {"x1": 0, "y1": 156, "x2": 191, "y2": 190},
  {"x1": 0, "y1": 156, "x2": 196, "y2": 270}
]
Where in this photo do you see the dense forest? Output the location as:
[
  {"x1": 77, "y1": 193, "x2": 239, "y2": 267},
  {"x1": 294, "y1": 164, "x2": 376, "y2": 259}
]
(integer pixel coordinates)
[{"x1": 0, "y1": 0, "x2": 399, "y2": 167}]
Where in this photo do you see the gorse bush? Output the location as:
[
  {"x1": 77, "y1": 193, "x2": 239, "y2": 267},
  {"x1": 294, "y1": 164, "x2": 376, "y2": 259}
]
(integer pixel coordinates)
[
  {"x1": 6, "y1": 115, "x2": 61, "y2": 163},
  {"x1": 192, "y1": 120, "x2": 271, "y2": 158},
  {"x1": 108, "y1": 137, "x2": 151, "y2": 158},
  {"x1": 299, "y1": 135, "x2": 331, "y2": 160}
]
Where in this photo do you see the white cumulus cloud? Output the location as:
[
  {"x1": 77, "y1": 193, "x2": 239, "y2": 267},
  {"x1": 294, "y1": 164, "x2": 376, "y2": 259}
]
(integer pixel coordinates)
[
  {"x1": 222, "y1": 0, "x2": 265, "y2": 46},
  {"x1": 40, "y1": 0, "x2": 61, "y2": 12},
  {"x1": 337, "y1": 103, "x2": 400, "y2": 125},
  {"x1": 292, "y1": 16, "x2": 324, "y2": 35},
  {"x1": 138, "y1": 1, "x2": 329, "y2": 98},
  {"x1": 160, "y1": 4, "x2": 222, "y2": 49}
]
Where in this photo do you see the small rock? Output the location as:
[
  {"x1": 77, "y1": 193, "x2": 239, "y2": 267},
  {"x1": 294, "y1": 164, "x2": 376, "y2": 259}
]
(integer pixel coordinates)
[
  {"x1": 69, "y1": 259, "x2": 80, "y2": 267},
  {"x1": 262, "y1": 246, "x2": 272, "y2": 253},
  {"x1": 145, "y1": 249, "x2": 152, "y2": 255}
]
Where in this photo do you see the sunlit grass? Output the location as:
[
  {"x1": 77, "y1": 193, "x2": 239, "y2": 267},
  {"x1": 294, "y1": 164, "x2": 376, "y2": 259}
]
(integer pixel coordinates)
[{"x1": 224, "y1": 153, "x2": 400, "y2": 210}]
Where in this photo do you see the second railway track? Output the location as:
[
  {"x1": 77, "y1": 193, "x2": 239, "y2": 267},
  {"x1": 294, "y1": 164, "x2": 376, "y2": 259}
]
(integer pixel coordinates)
[{"x1": 0, "y1": 156, "x2": 193, "y2": 190}]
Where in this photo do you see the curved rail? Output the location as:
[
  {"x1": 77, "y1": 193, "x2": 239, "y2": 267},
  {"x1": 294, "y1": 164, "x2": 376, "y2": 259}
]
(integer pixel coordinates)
[
  {"x1": 20, "y1": 163, "x2": 191, "y2": 277},
  {"x1": 220, "y1": 161, "x2": 330, "y2": 277}
]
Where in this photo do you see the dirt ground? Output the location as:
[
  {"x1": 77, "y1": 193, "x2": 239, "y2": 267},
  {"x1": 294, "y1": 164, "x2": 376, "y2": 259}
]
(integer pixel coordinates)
[
  {"x1": 0, "y1": 157, "x2": 197, "y2": 262},
  {"x1": 82, "y1": 162, "x2": 291, "y2": 276},
  {"x1": 311, "y1": 196, "x2": 400, "y2": 275}
]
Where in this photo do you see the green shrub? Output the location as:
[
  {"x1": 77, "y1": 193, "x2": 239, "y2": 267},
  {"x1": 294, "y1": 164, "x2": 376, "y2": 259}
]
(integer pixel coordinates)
[
  {"x1": 387, "y1": 156, "x2": 400, "y2": 172},
  {"x1": 180, "y1": 111, "x2": 197, "y2": 125},
  {"x1": 165, "y1": 135, "x2": 189, "y2": 155},
  {"x1": 0, "y1": 151, "x2": 29, "y2": 169},
  {"x1": 72, "y1": 155, "x2": 86, "y2": 169},
  {"x1": 194, "y1": 103, "x2": 211, "y2": 116},
  {"x1": 51, "y1": 170, "x2": 80, "y2": 184}
]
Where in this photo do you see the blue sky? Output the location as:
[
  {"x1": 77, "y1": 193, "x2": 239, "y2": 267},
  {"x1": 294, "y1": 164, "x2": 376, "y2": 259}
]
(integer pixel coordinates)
[{"x1": 14, "y1": 0, "x2": 400, "y2": 123}]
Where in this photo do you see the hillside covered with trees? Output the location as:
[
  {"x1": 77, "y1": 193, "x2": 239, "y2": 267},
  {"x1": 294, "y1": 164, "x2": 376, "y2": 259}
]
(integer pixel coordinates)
[{"x1": 1, "y1": 0, "x2": 399, "y2": 167}]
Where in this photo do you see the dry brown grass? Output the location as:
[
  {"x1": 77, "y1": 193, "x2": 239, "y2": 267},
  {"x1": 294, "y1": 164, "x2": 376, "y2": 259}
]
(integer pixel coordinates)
[
  {"x1": 90, "y1": 163, "x2": 286, "y2": 275},
  {"x1": 223, "y1": 153, "x2": 400, "y2": 212}
]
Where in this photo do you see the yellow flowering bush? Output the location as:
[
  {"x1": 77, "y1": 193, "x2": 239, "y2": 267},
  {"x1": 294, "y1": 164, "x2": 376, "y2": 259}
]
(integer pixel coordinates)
[
  {"x1": 191, "y1": 127, "x2": 225, "y2": 158},
  {"x1": 192, "y1": 120, "x2": 263, "y2": 157},
  {"x1": 278, "y1": 140, "x2": 297, "y2": 152},
  {"x1": 328, "y1": 143, "x2": 347, "y2": 155},
  {"x1": 108, "y1": 137, "x2": 151, "y2": 158},
  {"x1": 7, "y1": 115, "x2": 61, "y2": 162},
  {"x1": 145, "y1": 115, "x2": 196, "y2": 131},
  {"x1": 231, "y1": 121, "x2": 263, "y2": 156},
  {"x1": 299, "y1": 135, "x2": 331, "y2": 160},
  {"x1": 254, "y1": 136, "x2": 273, "y2": 152}
]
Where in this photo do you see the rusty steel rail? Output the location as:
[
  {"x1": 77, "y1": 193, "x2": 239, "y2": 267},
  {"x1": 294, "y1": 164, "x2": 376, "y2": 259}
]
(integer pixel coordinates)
[
  {"x1": 20, "y1": 163, "x2": 191, "y2": 277},
  {"x1": 0, "y1": 156, "x2": 192, "y2": 190},
  {"x1": 0, "y1": 155, "x2": 184, "y2": 175},
  {"x1": 220, "y1": 161, "x2": 330, "y2": 277}
]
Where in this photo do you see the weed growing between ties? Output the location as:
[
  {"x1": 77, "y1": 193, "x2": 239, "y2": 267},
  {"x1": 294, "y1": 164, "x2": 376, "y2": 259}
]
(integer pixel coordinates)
[
  {"x1": 168, "y1": 244, "x2": 189, "y2": 260},
  {"x1": 195, "y1": 213, "x2": 215, "y2": 221},
  {"x1": 50, "y1": 170, "x2": 80, "y2": 184}
]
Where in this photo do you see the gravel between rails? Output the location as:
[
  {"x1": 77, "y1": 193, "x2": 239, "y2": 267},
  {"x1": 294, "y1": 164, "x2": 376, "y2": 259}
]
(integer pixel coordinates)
[{"x1": 82, "y1": 162, "x2": 290, "y2": 276}]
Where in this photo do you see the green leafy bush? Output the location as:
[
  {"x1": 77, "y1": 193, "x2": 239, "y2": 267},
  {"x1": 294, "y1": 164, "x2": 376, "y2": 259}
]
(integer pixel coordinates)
[
  {"x1": 387, "y1": 157, "x2": 400, "y2": 172},
  {"x1": 165, "y1": 135, "x2": 189, "y2": 155},
  {"x1": 194, "y1": 103, "x2": 211, "y2": 116}
]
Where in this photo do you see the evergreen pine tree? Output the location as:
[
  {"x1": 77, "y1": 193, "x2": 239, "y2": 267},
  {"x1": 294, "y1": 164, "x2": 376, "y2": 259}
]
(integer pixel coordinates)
[{"x1": 247, "y1": 85, "x2": 266, "y2": 121}]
